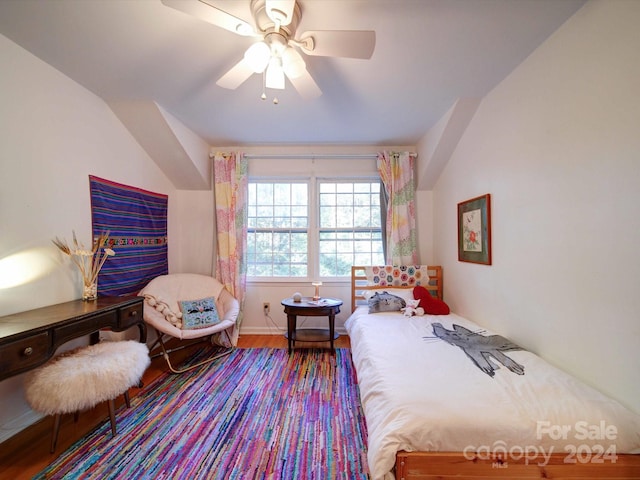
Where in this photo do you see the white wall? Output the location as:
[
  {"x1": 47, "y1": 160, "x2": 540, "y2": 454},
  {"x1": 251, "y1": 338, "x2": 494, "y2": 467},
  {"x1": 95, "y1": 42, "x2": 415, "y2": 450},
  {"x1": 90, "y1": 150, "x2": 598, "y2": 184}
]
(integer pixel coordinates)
[
  {"x1": 174, "y1": 189, "x2": 215, "y2": 275},
  {"x1": 0, "y1": 34, "x2": 179, "y2": 441},
  {"x1": 430, "y1": 0, "x2": 640, "y2": 413},
  {"x1": 415, "y1": 190, "x2": 434, "y2": 263}
]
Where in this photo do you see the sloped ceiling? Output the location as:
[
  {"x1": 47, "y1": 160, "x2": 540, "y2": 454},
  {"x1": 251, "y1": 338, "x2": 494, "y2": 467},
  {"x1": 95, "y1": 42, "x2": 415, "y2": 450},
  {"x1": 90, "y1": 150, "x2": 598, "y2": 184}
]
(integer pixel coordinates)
[
  {"x1": 108, "y1": 101, "x2": 211, "y2": 190},
  {"x1": 0, "y1": 0, "x2": 585, "y2": 188}
]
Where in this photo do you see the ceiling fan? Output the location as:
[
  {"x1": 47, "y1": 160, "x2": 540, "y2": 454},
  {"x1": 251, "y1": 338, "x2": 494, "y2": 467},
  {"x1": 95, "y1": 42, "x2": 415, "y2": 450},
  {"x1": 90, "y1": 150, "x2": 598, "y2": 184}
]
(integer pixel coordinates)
[{"x1": 161, "y1": 0, "x2": 376, "y2": 99}]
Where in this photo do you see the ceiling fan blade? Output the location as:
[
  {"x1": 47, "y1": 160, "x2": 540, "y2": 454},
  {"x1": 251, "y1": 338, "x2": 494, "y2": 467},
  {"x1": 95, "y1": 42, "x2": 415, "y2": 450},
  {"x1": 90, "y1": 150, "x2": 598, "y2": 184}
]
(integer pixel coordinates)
[
  {"x1": 287, "y1": 69, "x2": 321, "y2": 99},
  {"x1": 298, "y1": 30, "x2": 376, "y2": 59},
  {"x1": 265, "y1": 0, "x2": 296, "y2": 27},
  {"x1": 161, "y1": 0, "x2": 256, "y2": 36},
  {"x1": 216, "y1": 58, "x2": 255, "y2": 89}
]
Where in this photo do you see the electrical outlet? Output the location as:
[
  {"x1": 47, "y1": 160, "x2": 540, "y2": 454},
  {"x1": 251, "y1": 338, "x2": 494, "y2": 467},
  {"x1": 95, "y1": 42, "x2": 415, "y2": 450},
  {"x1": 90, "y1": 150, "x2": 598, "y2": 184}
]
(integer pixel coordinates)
[{"x1": 263, "y1": 302, "x2": 270, "y2": 314}]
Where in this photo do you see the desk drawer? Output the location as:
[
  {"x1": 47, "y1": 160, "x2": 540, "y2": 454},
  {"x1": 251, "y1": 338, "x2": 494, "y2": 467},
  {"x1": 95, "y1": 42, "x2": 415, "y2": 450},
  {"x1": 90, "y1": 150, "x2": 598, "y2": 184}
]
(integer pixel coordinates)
[
  {"x1": 0, "y1": 332, "x2": 50, "y2": 375},
  {"x1": 118, "y1": 302, "x2": 143, "y2": 329},
  {"x1": 54, "y1": 311, "x2": 117, "y2": 346}
]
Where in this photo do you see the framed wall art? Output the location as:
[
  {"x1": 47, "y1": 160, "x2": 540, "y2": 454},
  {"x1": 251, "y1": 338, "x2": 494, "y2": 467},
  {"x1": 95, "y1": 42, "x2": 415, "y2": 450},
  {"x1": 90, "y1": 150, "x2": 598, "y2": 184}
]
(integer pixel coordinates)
[{"x1": 457, "y1": 193, "x2": 491, "y2": 265}]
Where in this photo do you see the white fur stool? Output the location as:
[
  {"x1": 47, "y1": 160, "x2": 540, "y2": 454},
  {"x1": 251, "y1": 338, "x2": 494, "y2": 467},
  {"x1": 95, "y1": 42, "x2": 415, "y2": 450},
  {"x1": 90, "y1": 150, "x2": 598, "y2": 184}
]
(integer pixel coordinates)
[{"x1": 24, "y1": 340, "x2": 150, "y2": 453}]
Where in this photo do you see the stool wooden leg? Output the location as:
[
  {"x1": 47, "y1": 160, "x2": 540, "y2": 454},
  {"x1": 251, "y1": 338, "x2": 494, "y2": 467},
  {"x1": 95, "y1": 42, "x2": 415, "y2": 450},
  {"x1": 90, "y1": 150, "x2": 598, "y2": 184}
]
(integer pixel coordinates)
[
  {"x1": 107, "y1": 399, "x2": 117, "y2": 436},
  {"x1": 50, "y1": 414, "x2": 61, "y2": 453},
  {"x1": 124, "y1": 390, "x2": 131, "y2": 409}
]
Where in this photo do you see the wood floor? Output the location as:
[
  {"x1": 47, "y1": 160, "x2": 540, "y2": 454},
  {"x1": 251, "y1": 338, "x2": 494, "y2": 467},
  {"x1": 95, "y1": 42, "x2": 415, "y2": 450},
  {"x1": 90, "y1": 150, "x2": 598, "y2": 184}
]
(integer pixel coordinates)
[{"x1": 0, "y1": 334, "x2": 351, "y2": 479}]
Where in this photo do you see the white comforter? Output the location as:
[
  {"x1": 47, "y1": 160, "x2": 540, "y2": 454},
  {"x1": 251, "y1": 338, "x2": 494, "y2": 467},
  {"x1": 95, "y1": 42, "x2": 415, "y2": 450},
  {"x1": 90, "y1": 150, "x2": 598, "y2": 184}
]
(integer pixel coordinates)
[{"x1": 345, "y1": 308, "x2": 640, "y2": 480}]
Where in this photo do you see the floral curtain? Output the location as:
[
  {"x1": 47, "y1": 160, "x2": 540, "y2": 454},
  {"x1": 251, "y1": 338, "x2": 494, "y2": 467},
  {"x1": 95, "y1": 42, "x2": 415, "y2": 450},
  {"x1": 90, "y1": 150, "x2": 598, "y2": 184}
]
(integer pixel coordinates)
[
  {"x1": 213, "y1": 152, "x2": 248, "y2": 346},
  {"x1": 377, "y1": 151, "x2": 418, "y2": 265}
]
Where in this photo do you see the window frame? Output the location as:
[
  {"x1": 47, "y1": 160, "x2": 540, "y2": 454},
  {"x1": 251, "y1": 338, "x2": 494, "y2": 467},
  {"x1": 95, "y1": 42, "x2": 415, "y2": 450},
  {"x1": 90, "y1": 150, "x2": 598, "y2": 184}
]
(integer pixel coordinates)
[
  {"x1": 316, "y1": 177, "x2": 384, "y2": 279},
  {"x1": 246, "y1": 174, "x2": 383, "y2": 283},
  {"x1": 246, "y1": 177, "x2": 311, "y2": 281}
]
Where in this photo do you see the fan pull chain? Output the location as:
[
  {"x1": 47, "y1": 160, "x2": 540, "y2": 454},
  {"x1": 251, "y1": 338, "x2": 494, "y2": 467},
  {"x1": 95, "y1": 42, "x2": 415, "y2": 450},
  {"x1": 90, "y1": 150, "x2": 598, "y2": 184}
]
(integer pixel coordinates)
[{"x1": 260, "y1": 71, "x2": 279, "y2": 104}]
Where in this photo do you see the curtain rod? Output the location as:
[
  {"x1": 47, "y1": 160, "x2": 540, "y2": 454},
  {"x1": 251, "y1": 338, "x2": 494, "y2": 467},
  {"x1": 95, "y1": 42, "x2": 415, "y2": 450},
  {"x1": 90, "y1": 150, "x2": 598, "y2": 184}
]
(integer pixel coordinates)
[{"x1": 209, "y1": 153, "x2": 417, "y2": 160}]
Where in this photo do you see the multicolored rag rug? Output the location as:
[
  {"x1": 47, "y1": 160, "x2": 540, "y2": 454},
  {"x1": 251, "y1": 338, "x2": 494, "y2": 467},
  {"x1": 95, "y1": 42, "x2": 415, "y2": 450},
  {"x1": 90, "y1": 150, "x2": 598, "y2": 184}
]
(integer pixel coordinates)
[{"x1": 34, "y1": 348, "x2": 369, "y2": 479}]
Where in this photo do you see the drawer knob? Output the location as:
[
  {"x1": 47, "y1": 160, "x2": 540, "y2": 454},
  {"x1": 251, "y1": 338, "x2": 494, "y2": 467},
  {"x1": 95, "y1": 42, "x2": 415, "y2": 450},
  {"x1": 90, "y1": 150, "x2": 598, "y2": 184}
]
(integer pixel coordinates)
[
  {"x1": 130, "y1": 310, "x2": 138, "y2": 317},
  {"x1": 23, "y1": 346, "x2": 33, "y2": 356}
]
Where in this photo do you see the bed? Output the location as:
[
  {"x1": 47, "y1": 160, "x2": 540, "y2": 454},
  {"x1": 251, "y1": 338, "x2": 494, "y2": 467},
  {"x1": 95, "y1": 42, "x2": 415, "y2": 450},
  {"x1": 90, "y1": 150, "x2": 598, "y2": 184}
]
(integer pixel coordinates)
[{"x1": 346, "y1": 265, "x2": 640, "y2": 480}]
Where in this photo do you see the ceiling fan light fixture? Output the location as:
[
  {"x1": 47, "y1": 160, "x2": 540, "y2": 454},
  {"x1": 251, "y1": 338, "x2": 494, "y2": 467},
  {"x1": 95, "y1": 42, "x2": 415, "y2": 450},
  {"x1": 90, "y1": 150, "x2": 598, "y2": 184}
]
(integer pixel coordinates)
[
  {"x1": 244, "y1": 41, "x2": 271, "y2": 73},
  {"x1": 282, "y1": 47, "x2": 305, "y2": 79},
  {"x1": 165, "y1": 0, "x2": 376, "y2": 99},
  {"x1": 265, "y1": 32, "x2": 287, "y2": 57},
  {"x1": 265, "y1": 57, "x2": 285, "y2": 89}
]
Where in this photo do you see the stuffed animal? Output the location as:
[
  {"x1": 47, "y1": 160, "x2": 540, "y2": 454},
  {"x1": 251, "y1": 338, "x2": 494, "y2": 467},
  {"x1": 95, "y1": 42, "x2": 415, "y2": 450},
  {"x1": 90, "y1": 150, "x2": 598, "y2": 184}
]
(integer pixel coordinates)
[{"x1": 401, "y1": 299, "x2": 425, "y2": 317}]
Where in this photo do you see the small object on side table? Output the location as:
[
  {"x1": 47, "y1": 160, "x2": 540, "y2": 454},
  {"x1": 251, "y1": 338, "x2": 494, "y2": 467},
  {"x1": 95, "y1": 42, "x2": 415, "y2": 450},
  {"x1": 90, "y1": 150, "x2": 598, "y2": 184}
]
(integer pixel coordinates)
[{"x1": 311, "y1": 281, "x2": 322, "y2": 301}]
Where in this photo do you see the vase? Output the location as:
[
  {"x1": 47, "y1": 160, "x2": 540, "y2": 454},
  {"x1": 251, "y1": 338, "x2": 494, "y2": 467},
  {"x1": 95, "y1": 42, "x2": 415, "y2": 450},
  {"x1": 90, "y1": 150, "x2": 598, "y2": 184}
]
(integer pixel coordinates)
[{"x1": 82, "y1": 281, "x2": 98, "y2": 301}]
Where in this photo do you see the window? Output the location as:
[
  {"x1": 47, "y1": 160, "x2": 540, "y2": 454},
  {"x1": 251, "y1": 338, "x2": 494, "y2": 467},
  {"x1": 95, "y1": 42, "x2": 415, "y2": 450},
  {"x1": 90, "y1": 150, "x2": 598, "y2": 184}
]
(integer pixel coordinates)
[
  {"x1": 247, "y1": 182, "x2": 308, "y2": 277},
  {"x1": 247, "y1": 178, "x2": 384, "y2": 279},
  {"x1": 318, "y1": 181, "x2": 384, "y2": 276}
]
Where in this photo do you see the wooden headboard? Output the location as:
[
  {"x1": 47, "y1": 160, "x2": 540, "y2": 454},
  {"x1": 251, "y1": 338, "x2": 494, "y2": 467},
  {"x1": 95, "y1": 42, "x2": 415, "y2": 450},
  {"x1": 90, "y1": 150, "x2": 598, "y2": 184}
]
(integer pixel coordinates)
[{"x1": 351, "y1": 265, "x2": 443, "y2": 312}]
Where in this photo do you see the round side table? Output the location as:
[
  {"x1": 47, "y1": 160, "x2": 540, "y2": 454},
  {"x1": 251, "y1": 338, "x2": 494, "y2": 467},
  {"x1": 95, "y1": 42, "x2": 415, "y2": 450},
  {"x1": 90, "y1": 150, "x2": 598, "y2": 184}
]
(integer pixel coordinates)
[{"x1": 281, "y1": 297, "x2": 343, "y2": 353}]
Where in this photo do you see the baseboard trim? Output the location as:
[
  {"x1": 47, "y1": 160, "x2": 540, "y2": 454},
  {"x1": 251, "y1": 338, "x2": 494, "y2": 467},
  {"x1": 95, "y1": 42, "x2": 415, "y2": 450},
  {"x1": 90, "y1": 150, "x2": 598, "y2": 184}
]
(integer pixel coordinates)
[
  {"x1": 0, "y1": 410, "x2": 44, "y2": 444},
  {"x1": 239, "y1": 326, "x2": 347, "y2": 336}
]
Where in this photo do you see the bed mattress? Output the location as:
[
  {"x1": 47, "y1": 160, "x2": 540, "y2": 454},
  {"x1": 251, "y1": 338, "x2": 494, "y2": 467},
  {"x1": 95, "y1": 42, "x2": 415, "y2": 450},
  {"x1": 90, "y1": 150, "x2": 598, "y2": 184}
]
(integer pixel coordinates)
[{"x1": 345, "y1": 308, "x2": 640, "y2": 480}]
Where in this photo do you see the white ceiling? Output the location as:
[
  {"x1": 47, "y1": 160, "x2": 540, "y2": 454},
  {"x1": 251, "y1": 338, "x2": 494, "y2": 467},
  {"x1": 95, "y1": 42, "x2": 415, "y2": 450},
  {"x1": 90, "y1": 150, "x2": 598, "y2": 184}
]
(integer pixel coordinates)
[{"x1": 0, "y1": 0, "x2": 585, "y2": 147}]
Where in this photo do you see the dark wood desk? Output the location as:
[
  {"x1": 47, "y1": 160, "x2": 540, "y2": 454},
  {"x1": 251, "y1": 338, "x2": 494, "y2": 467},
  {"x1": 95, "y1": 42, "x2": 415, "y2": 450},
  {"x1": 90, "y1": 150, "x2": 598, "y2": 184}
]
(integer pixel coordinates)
[
  {"x1": 281, "y1": 297, "x2": 342, "y2": 354},
  {"x1": 0, "y1": 296, "x2": 145, "y2": 381}
]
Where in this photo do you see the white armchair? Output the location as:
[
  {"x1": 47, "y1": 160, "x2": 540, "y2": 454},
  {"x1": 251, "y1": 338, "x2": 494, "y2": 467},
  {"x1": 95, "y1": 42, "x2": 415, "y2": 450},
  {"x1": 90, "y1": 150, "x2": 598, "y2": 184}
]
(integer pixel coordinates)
[{"x1": 139, "y1": 273, "x2": 239, "y2": 373}]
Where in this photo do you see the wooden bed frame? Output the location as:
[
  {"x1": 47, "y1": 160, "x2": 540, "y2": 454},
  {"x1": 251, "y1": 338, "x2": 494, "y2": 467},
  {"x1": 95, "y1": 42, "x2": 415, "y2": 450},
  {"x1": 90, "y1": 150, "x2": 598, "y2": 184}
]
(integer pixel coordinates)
[
  {"x1": 394, "y1": 451, "x2": 640, "y2": 480},
  {"x1": 350, "y1": 266, "x2": 640, "y2": 480},
  {"x1": 350, "y1": 265, "x2": 443, "y2": 313}
]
